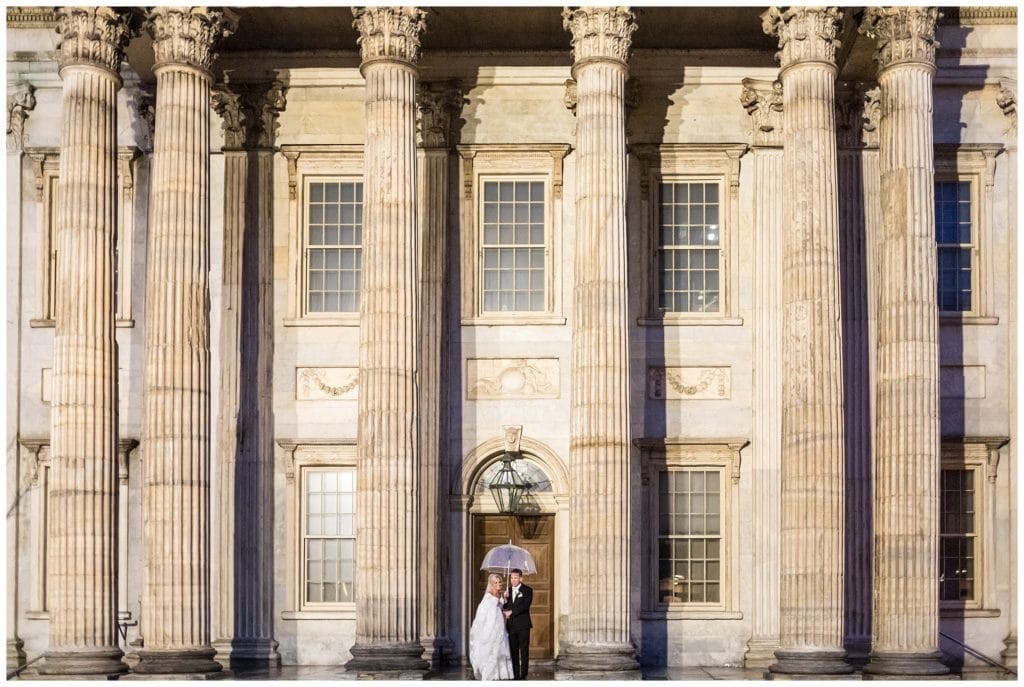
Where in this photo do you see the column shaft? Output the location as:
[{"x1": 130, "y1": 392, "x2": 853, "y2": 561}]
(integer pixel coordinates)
[
  {"x1": 561, "y1": 6, "x2": 637, "y2": 673},
  {"x1": 862, "y1": 7, "x2": 947, "y2": 676},
  {"x1": 762, "y1": 6, "x2": 851, "y2": 675},
  {"x1": 42, "y1": 7, "x2": 131, "y2": 676},
  {"x1": 347, "y1": 8, "x2": 428, "y2": 672}
]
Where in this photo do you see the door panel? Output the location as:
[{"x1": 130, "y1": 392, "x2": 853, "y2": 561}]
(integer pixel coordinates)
[{"x1": 472, "y1": 514, "x2": 554, "y2": 659}]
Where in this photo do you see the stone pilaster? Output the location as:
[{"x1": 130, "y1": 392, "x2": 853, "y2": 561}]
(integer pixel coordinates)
[
  {"x1": 415, "y1": 80, "x2": 461, "y2": 666},
  {"x1": 835, "y1": 82, "x2": 881, "y2": 667},
  {"x1": 559, "y1": 6, "x2": 639, "y2": 674},
  {"x1": 346, "y1": 6, "x2": 430, "y2": 675},
  {"x1": 858, "y1": 7, "x2": 948, "y2": 677},
  {"x1": 136, "y1": 7, "x2": 236, "y2": 675},
  {"x1": 761, "y1": 6, "x2": 853, "y2": 675},
  {"x1": 210, "y1": 79, "x2": 285, "y2": 667},
  {"x1": 39, "y1": 7, "x2": 134, "y2": 677},
  {"x1": 741, "y1": 78, "x2": 783, "y2": 668}
]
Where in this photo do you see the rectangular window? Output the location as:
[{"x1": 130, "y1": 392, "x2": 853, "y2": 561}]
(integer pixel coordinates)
[
  {"x1": 305, "y1": 180, "x2": 362, "y2": 314},
  {"x1": 940, "y1": 468, "x2": 976, "y2": 602},
  {"x1": 658, "y1": 469, "x2": 722, "y2": 604},
  {"x1": 935, "y1": 180, "x2": 973, "y2": 312},
  {"x1": 302, "y1": 467, "x2": 356, "y2": 605},
  {"x1": 657, "y1": 181, "x2": 721, "y2": 313},
  {"x1": 481, "y1": 179, "x2": 546, "y2": 313}
]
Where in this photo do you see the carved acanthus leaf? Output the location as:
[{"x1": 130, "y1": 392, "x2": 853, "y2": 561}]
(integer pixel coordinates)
[
  {"x1": 56, "y1": 7, "x2": 138, "y2": 75},
  {"x1": 859, "y1": 7, "x2": 939, "y2": 70},
  {"x1": 146, "y1": 7, "x2": 238, "y2": 73},
  {"x1": 7, "y1": 81, "x2": 36, "y2": 152},
  {"x1": 835, "y1": 82, "x2": 880, "y2": 148},
  {"x1": 740, "y1": 77, "x2": 783, "y2": 146},
  {"x1": 416, "y1": 81, "x2": 465, "y2": 149},
  {"x1": 352, "y1": 7, "x2": 428, "y2": 65},
  {"x1": 562, "y1": 6, "x2": 637, "y2": 66},
  {"x1": 213, "y1": 80, "x2": 287, "y2": 149},
  {"x1": 997, "y1": 77, "x2": 1017, "y2": 131},
  {"x1": 761, "y1": 6, "x2": 843, "y2": 68}
]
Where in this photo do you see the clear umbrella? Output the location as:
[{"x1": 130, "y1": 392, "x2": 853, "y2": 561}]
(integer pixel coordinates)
[{"x1": 479, "y1": 541, "x2": 537, "y2": 588}]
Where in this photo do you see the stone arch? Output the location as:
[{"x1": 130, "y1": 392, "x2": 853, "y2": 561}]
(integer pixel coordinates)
[{"x1": 459, "y1": 435, "x2": 569, "y2": 498}]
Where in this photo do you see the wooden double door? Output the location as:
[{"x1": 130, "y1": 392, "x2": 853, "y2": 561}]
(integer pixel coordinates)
[{"x1": 472, "y1": 514, "x2": 554, "y2": 659}]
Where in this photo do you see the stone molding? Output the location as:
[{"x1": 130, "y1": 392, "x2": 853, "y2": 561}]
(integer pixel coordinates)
[
  {"x1": 352, "y1": 7, "x2": 428, "y2": 66},
  {"x1": 7, "y1": 81, "x2": 36, "y2": 152},
  {"x1": 740, "y1": 78, "x2": 783, "y2": 147},
  {"x1": 939, "y1": 6, "x2": 1015, "y2": 25},
  {"x1": 562, "y1": 6, "x2": 637, "y2": 67},
  {"x1": 761, "y1": 6, "x2": 843, "y2": 69},
  {"x1": 415, "y1": 80, "x2": 464, "y2": 149},
  {"x1": 997, "y1": 77, "x2": 1017, "y2": 131},
  {"x1": 835, "y1": 81, "x2": 880, "y2": 149},
  {"x1": 7, "y1": 6, "x2": 57, "y2": 27},
  {"x1": 860, "y1": 7, "x2": 939, "y2": 71},
  {"x1": 55, "y1": 6, "x2": 137, "y2": 76},
  {"x1": 295, "y1": 367, "x2": 359, "y2": 400},
  {"x1": 647, "y1": 366, "x2": 731, "y2": 400},
  {"x1": 212, "y1": 80, "x2": 287, "y2": 149},
  {"x1": 146, "y1": 7, "x2": 238, "y2": 74}
]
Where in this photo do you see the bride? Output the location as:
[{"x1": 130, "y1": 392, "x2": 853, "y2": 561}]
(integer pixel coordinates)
[{"x1": 469, "y1": 573, "x2": 515, "y2": 680}]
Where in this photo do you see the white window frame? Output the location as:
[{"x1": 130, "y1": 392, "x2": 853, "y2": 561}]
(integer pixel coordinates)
[
  {"x1": 282, "y1": 146, "x2": 363, "y2": 327},
  {"x1": 278, "y1": 439, "x2": 358, "y2": 619},
  {"x1": 299, "y1": 465, "x2": 357, "y2": 610},
  {"x1": 638, "y1": 438, "x2": 745, "y2": 619},
  {"x1": 934, "y1": 144, "x2": 1001, "y2": 325},
  {"x1": 26, "y1": 147, "x2": 139, "y2": 328},
  {"x1": 939, "y1": 438, "x2": 1007, "y2": 618},
  {"x1": 633, "y1": 144, "x2": 746, "y2": 326},
  {"x1": 456, "y1": 143, "x2": 570, "y2": 326}
]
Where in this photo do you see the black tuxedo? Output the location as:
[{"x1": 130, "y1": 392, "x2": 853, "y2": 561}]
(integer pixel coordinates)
[{"x1": 503, "y1": 583, "x2": 533, "y2": 679}]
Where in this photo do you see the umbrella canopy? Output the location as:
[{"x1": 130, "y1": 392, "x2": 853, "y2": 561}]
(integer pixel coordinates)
[{"x1": 479, "y1": 542, "x2": 537, "y2": 575}]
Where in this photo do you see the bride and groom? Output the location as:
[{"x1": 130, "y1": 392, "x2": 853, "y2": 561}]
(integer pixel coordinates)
[{"x1": 469, "y1": 569, "x2": 533, "y2": 681}]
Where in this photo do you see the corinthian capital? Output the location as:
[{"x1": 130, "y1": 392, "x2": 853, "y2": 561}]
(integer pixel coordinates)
[
  {"x1": 146, "y1": 7, "x2": 239, "y2": 74},
  {"x1": 859, "y1": 7, "x2": 939, "y2": 70},
  {"x1": 761, "y1": 6, "x2": 843, "y2": 69},
  {"x1": 352, "y1": 7, "x2": 428, "y2": 66},
  {"x1": 212, "y1": 80, "x2": 287, "y2": 149},
  {"x1": 416, "y1": 81, "x2": 464, "y2": 149},
  {"x1": 56, "y1": 6, "x2": 137, "y2": 76},
  {"x1": 740, "y1": 78, "x2": 784, "y2": 146},
  {"x1": 7, "y1": 81, "x2": 36, "y2": 152},
  {"x1": 562, "y1": 6, "x2": 637, "y2": 67}
]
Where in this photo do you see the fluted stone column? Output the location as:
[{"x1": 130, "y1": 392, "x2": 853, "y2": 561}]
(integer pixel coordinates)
[
  {"x1": 761, "y1": 7, "x2": 853, "y2": 675},
  {"x1": 346, "y1": 7, "x2": 429, "y2": 675},
  {"x1": 136, "y1": 7, "x2": 236, "y2": 675},
  {"x1": 559, "y1": 6, "x2": 639, "y2": 674},
  {"x1": 415, "y1": 81, "x2": 461, "y2": 666},
  {"x1": 859, "y1": 8, "x2": 949, "y2": 677},
  {"x1": 740, "y1": 78, "x2": 784, "y2": 669},
  {"x1": 39, "y1": 8, "x2": 134, "y2": 677},
  {"x1": 210, "y1": 80, "x2": 285, "y2": 667}
]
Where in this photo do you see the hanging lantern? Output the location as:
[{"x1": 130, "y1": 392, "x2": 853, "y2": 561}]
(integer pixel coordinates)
[{"x1": 489, "y1": 452, "x2": 527, "y2": 514}]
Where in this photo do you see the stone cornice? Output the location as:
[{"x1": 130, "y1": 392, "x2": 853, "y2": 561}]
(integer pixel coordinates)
[
  {"x1": 860, "y1": 7, "x2": 939, "y2": 71},
  {"x1": 212, "y1": 80, "x2": 287, "y2": 149},
  {"x1": 415, "y1": 80, "x2": 465, "y2": 149},
  {"x1": 146, "y1": 7, "x2": 238, "y2": 75},
  {"x1": 352, "y1": 7, "x2": 427, "y2": 67},
  {"x1": 740, "y1": 77, "x2": 784, "y2": 147},
  {"x1": 7, "y1": 81, "x2": 36, "y2": 153},
  {"x1": 7, "y1": 6, "x2": 57, "y2": 28},
  {"x1": 562, "y1": 6, "x2": 637, "y2": 68},
  {"x1": 835, "y1": 81, "x2": 880, "y2": 149},
  {"x1": 761, "y1": 6, "x2": 843, "y2": 70},
  {"x1": 56, "y1": 6, "x2": 137, "y2": 76},
  {"x1": 939, "y1": 6, "x2": 1016, "y2": 25}
]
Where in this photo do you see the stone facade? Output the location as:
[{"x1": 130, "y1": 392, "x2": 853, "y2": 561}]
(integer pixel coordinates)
[{"x1": 5, "y1": 5, "x2": 1018, "y2": 679}]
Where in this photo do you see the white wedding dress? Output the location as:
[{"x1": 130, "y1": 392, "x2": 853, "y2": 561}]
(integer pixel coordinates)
[{"x1": 469, "y1": 591, "x2": 515, "y2": 681}]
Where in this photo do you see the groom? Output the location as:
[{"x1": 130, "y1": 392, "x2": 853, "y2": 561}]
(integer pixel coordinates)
[{"x1": 502, "y1": 569, "x2": 533, "y2": 680}]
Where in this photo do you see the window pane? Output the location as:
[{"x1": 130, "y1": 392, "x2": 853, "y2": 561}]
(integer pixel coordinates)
[
  {"x1": 940, "y1": 468, "x2": 977, "y2": 602},
  {"x1": 304, "y1": 468, "x2": 357, "y2": 605},
  {"x1": 658, "y1": 469, "x2": 724, "y2": 605},
  {"x1": 935, "y1": 180, "x2": 973, "y2": 313},
  {"x1": 306, "y1": 181, "x2": 362, "y2": 314},
  {"x1": 481, "y1": 180, "x2": 546, "y2": 313}
]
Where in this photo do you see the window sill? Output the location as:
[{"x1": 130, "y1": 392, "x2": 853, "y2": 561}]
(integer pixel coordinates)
[
  {"x1": 462, "y1": 315, "x2": 566, "y2": 327},
  {"x1": 940, "y1": 607, "x2": 1000, "y2": 618},
  {"x1": 638, "y1": 316, "x2": 744, "y2": 327},
  {"x1": 940, "y1": 314, "x2": 999, "y2": 326},
  {"x1": 29, "y1": 318, "x2": 135, "y2": 328},
  {"x1": 25, "y1": 611, "x2": 49, "y2": 620},
  {"x1": 640, "y1": 609, "x2": 742, "y2": 621},
  {"x1": 283, "y1": 317, "x2": 360, "y2": 327},
  {"x1": 281, "y1": 608, "x2": 357, "y2": 620}
]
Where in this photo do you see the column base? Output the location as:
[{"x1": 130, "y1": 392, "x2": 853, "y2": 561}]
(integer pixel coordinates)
[
  {"x1": 844, "y1": 637, "x2": 872, "y2": 669},
  {"x1": 132, "y1": 647, "x2": 224, "y2": 676},
  {"x1": 863, "y1": 651, "x2": 950, "y2": 677},
  {"x1": 419, "y1": 635, "x2": 456, "y2": 667},
  {"x1": 37, "y1": 647, "x2": 128, "y2": 676},
  {"x1": 556, "y1": 642, "x2": 640, "y2": 674},
  {"x1": 344, "y1": 642, "x2": 428, "y2": 676},
  {"x1": 769, "y1": 649, "x2": 855, "y2": 675},
  {"x1": 745, "y1": 637, "x2": 781, "y2": 668},
  {"x1": 212, "y1": 638, "x2": 281, "y2": 668},
  {"x1": 7, "y1": 637, "x2": 27, "y2": 672},
  {"x1": 1001, "y1": 632, "x2": 1016, "y2": 668}
]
